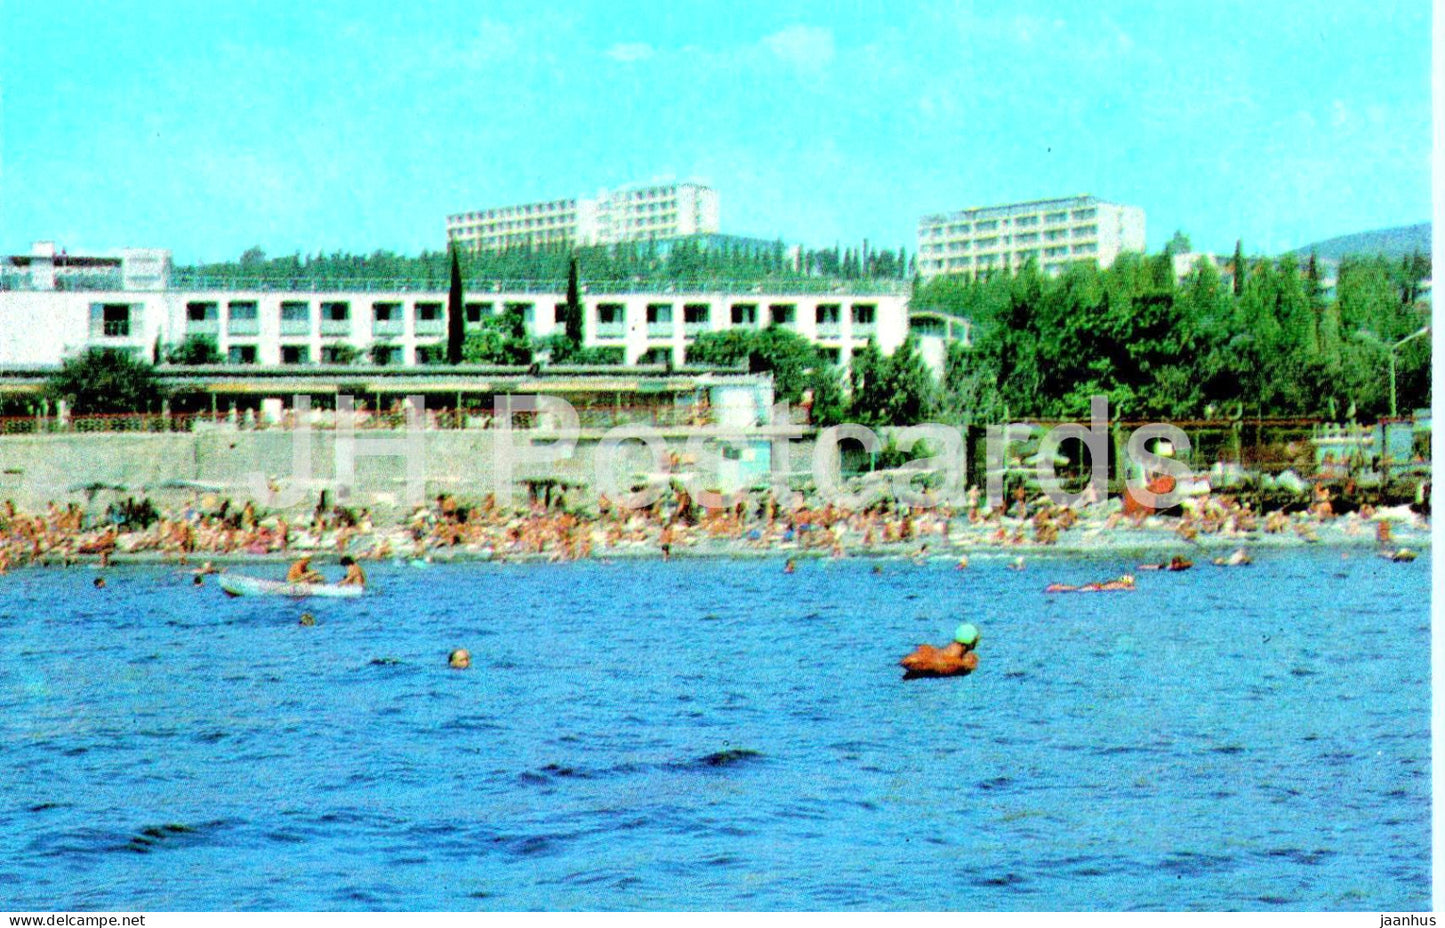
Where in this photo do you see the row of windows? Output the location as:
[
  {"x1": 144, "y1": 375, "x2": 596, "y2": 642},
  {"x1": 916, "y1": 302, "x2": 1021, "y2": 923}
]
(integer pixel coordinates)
[
  {"x1": 920, "y1": 206, "x2": 1102, "y2": 237},
  {"x1": 453, "y1": 200, "x2": 576, "y2": 223},
  {"x1": 924, "y1": 223, "x2": 1101, "y2": 250}
]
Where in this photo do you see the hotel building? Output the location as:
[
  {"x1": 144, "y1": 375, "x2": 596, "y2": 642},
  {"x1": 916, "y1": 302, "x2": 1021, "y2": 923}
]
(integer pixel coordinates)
[
  {"x1": 446, "y1": 182, "x2": 720, "y2": 253},
  {"x1": 0, "y1": 242, "x2": 908, "y2": 371},
  {"x1": 917, "y1": 195, "x2": 1145, "y2": 278}
]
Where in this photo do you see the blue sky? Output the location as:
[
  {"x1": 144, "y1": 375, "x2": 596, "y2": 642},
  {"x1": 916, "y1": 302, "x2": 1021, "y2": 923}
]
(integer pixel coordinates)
[{"x1": 0, "y1": 0, "x2": 1432, "y2": 264}]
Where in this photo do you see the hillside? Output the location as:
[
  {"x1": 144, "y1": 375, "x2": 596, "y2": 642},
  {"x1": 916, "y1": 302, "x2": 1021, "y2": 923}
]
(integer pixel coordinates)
[{"x1": 1291, "y1": 223, "x2": 1431, "y2": 261}]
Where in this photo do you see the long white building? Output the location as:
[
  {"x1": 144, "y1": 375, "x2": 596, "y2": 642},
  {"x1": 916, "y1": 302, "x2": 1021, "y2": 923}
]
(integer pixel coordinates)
[
  {"x1": 917, "y1": 194, "x2": 1145, "y2": 278},
  {"x1": 0, "y1": 242, "x2": 908, "y2": 370},
  {"x1": 447, "y1": 181, "x2": 720, "y2": 253}
]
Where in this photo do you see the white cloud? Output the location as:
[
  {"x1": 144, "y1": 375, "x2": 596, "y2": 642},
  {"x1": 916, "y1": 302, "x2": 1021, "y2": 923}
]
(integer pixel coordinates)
[
  {"x1": 605, "y1": 42, "x2": 655, "y2": 63},
  {"x1": 761, "y1": 25, "x2": 835, "y2": 69}
]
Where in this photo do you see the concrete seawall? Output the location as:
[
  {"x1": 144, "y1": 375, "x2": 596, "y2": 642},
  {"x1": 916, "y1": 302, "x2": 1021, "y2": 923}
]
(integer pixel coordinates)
[{"x1": 0, "y1": 429, "x2": 802, "y2": 520}]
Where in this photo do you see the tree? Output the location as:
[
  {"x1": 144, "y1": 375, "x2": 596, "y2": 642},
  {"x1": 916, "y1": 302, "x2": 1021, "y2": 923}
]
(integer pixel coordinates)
[
  {"x1": 1231, "y1": 240, "x2": 1245, "y2": 297},
  {"x1": 1164, "y1": 230, "x2": 1192, "y2": 256},
  {"x1": 462, "y1": 307, "x2": 532, "y2": 365},
  {"x1": 165, "y1": 335, "x2": 223, "y2": 365},
  {"x1": 563, "y1": 255, "x2": 584, "y2": 347},
  {"x1": 46, "y1": 349, "x2": 165, "y2": 415},
  {"x1": 878, "y1": 335, "x2": 938, "y2": 424},
  {"x1": 446, "y1": 245, "x2": 465, "y2": 364}
]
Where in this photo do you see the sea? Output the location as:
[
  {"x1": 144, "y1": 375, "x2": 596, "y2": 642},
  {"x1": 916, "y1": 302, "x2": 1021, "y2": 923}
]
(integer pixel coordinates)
[{"x1": 0, "y1": 550, "x2": 1430, "y2": 911}]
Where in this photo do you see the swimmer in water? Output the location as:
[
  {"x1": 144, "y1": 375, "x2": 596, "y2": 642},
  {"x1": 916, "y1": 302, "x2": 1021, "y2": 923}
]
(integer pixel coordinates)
[
  {"x1": 955, "y1": 555, "x2": 970, "y2": 570},
  {"x1": 299, "y1": 612, "x2": 316, "y2": 626},
  {"x1": 784, "y1": 558, "x2": 796, "y2": 574},
  {"x1": 448, "y1": 648, "x2": 471, "y2": 670},
  {"x1": 93, "y1": 576, "x2": 106, "y2": 589}
]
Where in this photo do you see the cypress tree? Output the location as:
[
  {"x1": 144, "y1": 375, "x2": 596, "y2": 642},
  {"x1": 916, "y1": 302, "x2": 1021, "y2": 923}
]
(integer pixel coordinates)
[
  {"x1": 564, "y1": 255, "x2": 584, "y2": 347},
  {"x1": 446, "y1": 244, "x2": 465, "y2": 364},
  {"x1": 1231, "y1": 239, "x2": 1245, "y2": 297}
]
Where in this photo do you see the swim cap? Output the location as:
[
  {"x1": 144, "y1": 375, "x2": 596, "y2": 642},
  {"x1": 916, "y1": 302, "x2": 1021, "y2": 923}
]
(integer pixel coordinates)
[{"x1": 954, "y1": 623, "x2": 980, "y2": 645}]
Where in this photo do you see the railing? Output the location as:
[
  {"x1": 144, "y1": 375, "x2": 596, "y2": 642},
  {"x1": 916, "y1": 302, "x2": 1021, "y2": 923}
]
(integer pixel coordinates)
[
  {"x1": 279, "y1": 319, "x2": 312, "y2": 336},
  {"x1": 186, "y1": 320, "x2": 220, "y2": 336},
  {"x1": 684, "y1": 321, "x2": 710, "y2": 336},
  {"x1": 0, "y1": 403, "x2": 736, "y2": 435},
  {"x1": 227, "y1": 319, "x2": 260, "y2": 337},
  {"x1": 414, "y1": 319, "x2": 446, "y2": 336},
  {"x1": 319, "y1": 320, "x2": 351, "y2": 337},
  {"x1": 595, "y1": 322, "x2": 626, "y2": 339},
  {"x1": 372, "y1": 319, "x2": 404, "y2": 337},
  {"x1": 816, "y1": 323, "x2": 842, "y2": 338},
  {"x1": 646, "y1": 322, "x2": 673, "y2": 338}
]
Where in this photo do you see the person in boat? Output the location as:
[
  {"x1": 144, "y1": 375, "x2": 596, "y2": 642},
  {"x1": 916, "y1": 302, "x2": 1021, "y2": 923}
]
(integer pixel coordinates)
[
  {"x1": 337, "y1": 555, "x2": 366, "y2": 588},
  {"x1": 1046, "y1": 574, "x2": 1136, "y2": 593},
  {"x1": 286, "y1": 555, "x2": 325, "y2": 584},
  {"x1": 900, "y1": 623, "x2": 981, "y2": 677}
]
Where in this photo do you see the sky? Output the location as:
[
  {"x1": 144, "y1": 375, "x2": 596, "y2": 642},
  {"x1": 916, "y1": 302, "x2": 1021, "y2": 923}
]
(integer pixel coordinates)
[{"x1": 0, "y1": 0, "x2": 1433, "y2": 265}]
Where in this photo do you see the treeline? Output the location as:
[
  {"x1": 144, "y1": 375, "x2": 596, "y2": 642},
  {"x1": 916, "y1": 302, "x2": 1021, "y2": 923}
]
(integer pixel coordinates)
[
  {"x1": 176, "y1": 238, "x2": 913, "y2": 286},
  {"x1": 917, "y1": 250, "x2": 1432, "y2": 422}
]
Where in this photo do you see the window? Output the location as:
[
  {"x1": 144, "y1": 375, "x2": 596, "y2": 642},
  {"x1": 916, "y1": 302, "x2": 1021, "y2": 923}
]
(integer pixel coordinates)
[
  {"x1": 646, "y1": 304, "x2": 673, "y2": 324},
  {"x1": 281, "y1": 345, "x2": 310, "y2": 365},
  {"x1": 768, "y1": 304, "x2": 796, "y2": 325},
  {"x1": 227, "y1": 345, "x2": 257, "y2": 364},
  {"x1": 975, "y1": 219, "x2": 998, "y2": 231},
  {"x1": 730, "y1": 304, "x2": 758, "y2": 325},
  {"x1": 851, "y1": 304, "x2": 876, "y2": 325},
  {"x1": 465, "y1": 301, "x2": 492, "y2": 324},
  {"x1": 554, "y1": 303, "x2": 567, "y2": 324},
  {"x1": 186, "y1": 301, "x2": 218, "y2": 322},
  {"x1": 280, "y1": 301, "x2": 309, "y2": 322},
  {"x1": 228, "y1": 301, "x2": 258, "y2": 321},
  {"x1": 597, "y1": 303, "x2": 625, "y2": 325},
  {"x1": 322, "y1": 301, "x2": 350, "y2": 321},
  {"x1": 415, "y1": 302, "x2": 443, "y2": 322},
  {"x1": 1073, "y1": 208, "x2": 1097, "y2": 220},
  {"x1": 504, "y1": 302, "x2": 534, "y2": 325},
  {"x1": 683, "y1": 304, "x2": 709, "y2": 325},
  {"x1": 1073, "y1": 225, "x2": 1098, "y2": 239},
  {"x1": 91, "y1": 303, "x2": 132, "y2": 338},
  {"x1": 816, "y1": 304, "x2": 841, "y2": 325},
  {"x1": 320, "y1": 345, "x2": 355, "y2": 363},
  {"x1": 373, "y1": 302, "x2": 401, "y2": 322}
]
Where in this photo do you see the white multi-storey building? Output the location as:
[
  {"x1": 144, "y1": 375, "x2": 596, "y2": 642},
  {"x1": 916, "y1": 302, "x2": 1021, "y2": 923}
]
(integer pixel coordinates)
[
  {"x1": 917, "y1": 195, "x2": 1145, "y2": 278},
  {"x1": 0, "y1": 243, "x2": 908, "y2": 370},
  {"x1": 447, "y1": 182, "x2": 720, "y2": 253}
]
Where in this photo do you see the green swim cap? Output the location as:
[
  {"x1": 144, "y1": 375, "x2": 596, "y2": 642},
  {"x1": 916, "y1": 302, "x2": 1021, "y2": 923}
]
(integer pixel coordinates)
[{"x1": 954, "y1": 623, "x2": 980, "y2": 645}]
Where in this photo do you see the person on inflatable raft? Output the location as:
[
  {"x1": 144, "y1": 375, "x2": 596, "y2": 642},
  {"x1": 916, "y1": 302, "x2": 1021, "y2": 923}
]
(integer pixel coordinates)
[{"x1": 900, "y1": 623, "x2": 980, "y2": 679}]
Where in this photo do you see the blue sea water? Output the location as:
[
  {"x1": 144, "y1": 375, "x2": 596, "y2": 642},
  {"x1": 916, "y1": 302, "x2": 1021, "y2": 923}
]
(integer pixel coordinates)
[{"x1": 0, "y1": 550, "x2": 1430, "y2": 911}]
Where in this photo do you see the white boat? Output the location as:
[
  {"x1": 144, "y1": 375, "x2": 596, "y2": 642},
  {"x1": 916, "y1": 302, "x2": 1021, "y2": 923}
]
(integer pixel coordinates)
[{"x1": 219, "y1": 574, "x2": 364, "y2": 598}]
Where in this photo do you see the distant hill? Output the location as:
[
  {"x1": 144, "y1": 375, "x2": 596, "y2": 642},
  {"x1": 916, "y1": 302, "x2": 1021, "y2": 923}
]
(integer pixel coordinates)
[{"x1": 1291, "y1": 223, "x2": 1431, "y2": 261}]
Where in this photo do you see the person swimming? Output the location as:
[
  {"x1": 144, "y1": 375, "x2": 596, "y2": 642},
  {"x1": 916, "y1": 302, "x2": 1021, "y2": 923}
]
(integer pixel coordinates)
[
  {"x1": 448, "y1": 648, "x2": 471, "y2": 669},
  {"x1": 1046, "y1": 574, "x2": 1136, "y2": 593},
  {"x1": 1213, "y1": 547, "x2": 1252, "y2": 566},
  {"x1": 900, "y1": 622, "x2": 981, "y2": 678}
]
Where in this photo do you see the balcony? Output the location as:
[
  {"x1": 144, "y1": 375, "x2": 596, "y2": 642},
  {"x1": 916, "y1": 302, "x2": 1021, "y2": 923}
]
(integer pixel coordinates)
[
  {"x1": 373, "y1": 319, "x2": 404, "y2": 337},
  {"x1": 227, "y1": 319, "x2": 260, "y2": 337},
  {"x1": 186, "y1": 319, "x2": 219, "y2": 336},
  {"x1": 684, "y1": 321, "x2": 710, "y2": 337},
  {"x1": 595, "y1": 322, "x2": 625, "y2": 339},
  {"x1": 647, "y1": 322, "x2": 673, "y2": 339},
  {"x1": 817, "y1": 323, "x2": 842, "y2": 339},
  {"x1": 852, "y1": 322, "x2": 877, "y2": 337},
  {"x1": 280, "y1": 318, "x2": 311, "y2": 336},
  {"x1": 320, "y1": 319, "x2": 352, "y2": 337},
  {"x1": 414, "y1": 318, "x2": 445, "y2": 336}
]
